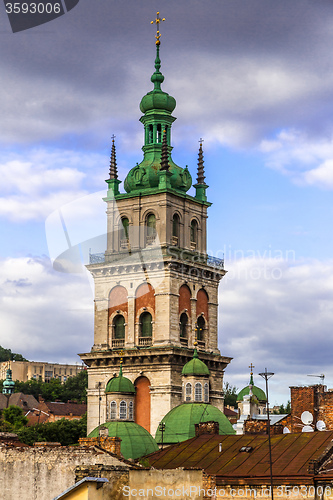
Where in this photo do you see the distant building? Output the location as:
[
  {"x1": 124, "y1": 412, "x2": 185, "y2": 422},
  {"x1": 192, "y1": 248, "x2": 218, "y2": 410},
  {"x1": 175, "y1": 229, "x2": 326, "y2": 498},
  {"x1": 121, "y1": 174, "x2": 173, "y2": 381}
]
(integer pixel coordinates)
[
  {"x1": 25, "y1": 400, "x2": 87, "y2": 426},
  {"x1": 0, "y1": 360, "x2": 83, "y2": 383}
]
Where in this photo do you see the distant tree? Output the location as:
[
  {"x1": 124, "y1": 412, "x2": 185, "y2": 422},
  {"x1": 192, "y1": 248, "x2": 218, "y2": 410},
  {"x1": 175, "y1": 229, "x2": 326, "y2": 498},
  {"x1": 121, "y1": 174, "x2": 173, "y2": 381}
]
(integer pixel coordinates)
[
  {"x1": 17, "y1": 414, "x2": 87, "y2": 446},
  {"x1": 223, "y1": 382, "x2": 238, "y2": 408},
  {"x1": 10, "y1": 369, "x2": 88, "y2": 403},
  {"x1": 0, "y1": 345, "x2": 28, "y2": 362},
  {"x1": 278, "y1": 401, "x2": 291, "y2": 414},
  {"x1": 2, "y1": 405, "x2": 28, "y2": 429}
]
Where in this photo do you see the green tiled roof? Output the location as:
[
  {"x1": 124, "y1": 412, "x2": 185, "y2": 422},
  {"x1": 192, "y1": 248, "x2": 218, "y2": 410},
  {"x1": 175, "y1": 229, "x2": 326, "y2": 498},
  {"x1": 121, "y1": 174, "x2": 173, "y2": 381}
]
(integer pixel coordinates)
[
  {"x1": 88, "y1": 421, "x2": 158, "y2": 460},
  {"x1": 182, "y1": 348, "x2": 210, "y2": 376},
  {"x1": 155, "y1": 403, "x2": 235, "y2": 445}
]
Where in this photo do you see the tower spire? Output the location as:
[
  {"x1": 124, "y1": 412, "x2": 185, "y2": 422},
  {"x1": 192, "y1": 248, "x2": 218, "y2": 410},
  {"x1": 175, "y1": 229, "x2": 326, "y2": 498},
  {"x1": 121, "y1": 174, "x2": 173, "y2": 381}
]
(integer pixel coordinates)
[
  {"x1": 249, "y1": 363, "x2": 255, "y2": 386},
  {"x1": 196, "y1": 139, "x2": 205, "y2": 184},
  {"x1": 150, "y1": 12, "x2": 166, "y2": 91},
  {"x1": 109, "y1": 135, "x2": 118, "y2": 180},
  {"x1": 160, "y1": 129, "x2": 170, "y2": 171}
]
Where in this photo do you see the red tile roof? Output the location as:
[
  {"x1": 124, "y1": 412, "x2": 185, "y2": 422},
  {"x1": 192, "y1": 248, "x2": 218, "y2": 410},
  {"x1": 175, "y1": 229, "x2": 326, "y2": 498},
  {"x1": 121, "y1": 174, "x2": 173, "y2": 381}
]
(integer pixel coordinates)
[
  {"x1": 42, "y1": 402, "x2": 87, "y2": 417},
  {"x1": 146, "y1": 431, "x2": 333, "y2": 484}
]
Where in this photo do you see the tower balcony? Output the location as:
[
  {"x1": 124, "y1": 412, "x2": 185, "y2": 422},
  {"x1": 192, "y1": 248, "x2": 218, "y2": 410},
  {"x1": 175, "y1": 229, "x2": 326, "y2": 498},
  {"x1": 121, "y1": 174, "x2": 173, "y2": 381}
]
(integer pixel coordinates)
[
  {"x1": 138, "y1": 337, "x2": 153, "y2": 347},
  {"x1": 112, "y1": 338, "x2": 125, "y2": 348}
]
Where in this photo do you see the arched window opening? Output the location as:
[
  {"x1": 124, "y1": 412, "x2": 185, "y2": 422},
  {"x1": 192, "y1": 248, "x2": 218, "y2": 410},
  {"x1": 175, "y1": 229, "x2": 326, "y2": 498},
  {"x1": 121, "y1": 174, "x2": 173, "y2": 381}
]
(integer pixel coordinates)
[
  {"x1": 196, "y1": 316, "x2": 205, "y2": 346},
  {"x1": 112, "y1": 315, "x2": 125, "y2": 348},
  {"x1": 190, "y1": 219, "x2": 198, "y2": 249},
  {"x1": 185, "y1": 382, "x2": 192, "y2": 402},
  {"x1": 148, "y1": 124, "x2": 153, "y2": 144},
  {"x1": 119, "y1": 400, "x2": 127, "y2": 419},
  {"x1": 110, "y1": 401, "x2": 117, "y2": 420},
  {"x1": 157, "y1": 124, "x2": 162, "y2": 143},
  {"x1": 195, "y1": 382, "x2": 202, "y2": 402},
  {"x1": 129, "y1": 401, "x2": 134, "y2": 420},
  {"x1": 139, "y1": 312, "x2": 153, "y2": 346},
  {"x1": 204, "y1": 383, "x2": 209, "y2": 403},
  {"x1": 180, "y1": 313, "x2": 188, "y2": 346},
  {"x1": 146, "y1": 213, "x2": 156, "y2": 246},
  {"x1": 172, "y1": 213, "x2": 180, "y2": 245},
  {"x1": 120, "y1": 217, "x2": 129, "y2": 249}
]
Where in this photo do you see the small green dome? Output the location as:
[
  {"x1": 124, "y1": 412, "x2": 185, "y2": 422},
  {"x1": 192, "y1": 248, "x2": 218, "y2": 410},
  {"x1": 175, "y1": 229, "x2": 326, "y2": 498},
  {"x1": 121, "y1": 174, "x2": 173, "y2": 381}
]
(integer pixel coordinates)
[
  {"x1": 155, "y1": 403, "x2": 235, "y2": 445},
  {"x1": 182, "y1": 349, "x2": 210, "y2": 376},
  {"x1": 105, "y1": 366, "x2": 135, "y2": 394},
  {"x1": 2, "y1": 369, "x2": 15, "y2": 395},
  {"x1": 88, "y1": 421, "x2": 158, "y2": 460},
  {"x1": 237, "y1": 374, "x2": 266, "y2": 402}
]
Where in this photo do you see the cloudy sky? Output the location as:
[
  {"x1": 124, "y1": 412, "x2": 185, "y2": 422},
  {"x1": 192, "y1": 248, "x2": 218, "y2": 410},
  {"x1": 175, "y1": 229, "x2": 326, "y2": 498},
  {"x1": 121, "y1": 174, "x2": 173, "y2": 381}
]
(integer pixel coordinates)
[{"x1": 1, "y1": 0, "x2": 333, "y2": 405}]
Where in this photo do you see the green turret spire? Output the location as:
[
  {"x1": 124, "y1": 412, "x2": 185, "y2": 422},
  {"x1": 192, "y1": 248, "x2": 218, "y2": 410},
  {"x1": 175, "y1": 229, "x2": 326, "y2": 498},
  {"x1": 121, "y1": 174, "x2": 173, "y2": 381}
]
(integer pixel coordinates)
[
  {"x1": 123, "y1": 13, "x2": 192, "y2": 195},
  {"x1": 105, "y1": 135, "x2": 121, "y2": 196},
  {"x1": 194, "y1": 139, "x2": 208, "y2": 202},
  {"x1": 2, "y1": 368, "x2": 15, "y2": 395}
]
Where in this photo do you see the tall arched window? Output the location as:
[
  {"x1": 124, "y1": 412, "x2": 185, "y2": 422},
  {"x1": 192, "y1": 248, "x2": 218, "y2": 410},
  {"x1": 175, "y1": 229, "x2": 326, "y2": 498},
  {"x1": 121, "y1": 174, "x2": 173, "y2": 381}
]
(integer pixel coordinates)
[
  {"x1": 190, "y1": 219, "x2": 198, "y2": 248},
  {"x1": 139, "y1": 312, "x2": 153, "y2": 346},
  {"x1": 172, "y1": 213, "x2": 180, "y2": 244},
  {"x1": 146, "y1": 213, "x2": 156, "y2": 245},
  {"x1": 113, "y1": 315, "x2": 125, "y2": 347},
  {"x1": 119, "y1": 400, "x2": 127, "y2": 419},
  {"x1": 129, "y1": 401, "x2": 134, "y2": 420},
  {"x1": 157, "y1": 124, "x2": 162, "y2": 143},
  {"x1": 180, "y1": 313, "x2": 188, "y2": 343},
  {"x1": 195, "y1": 382, "x2": 202, "y2": 402},
  {"x1": 196, "y1": 316, "x2": 205, "y2": 342},
  {"x1": 185, "y1": 382, "x2": 192, "y2": 402},
  {"x1": 120, "y1": 217, "x2": 129, "y2": 247},
  {"x1": 110, "y1": 401, "x2": 117, "y2": 420},
  {"x1": 204, "y1": 383, "x2": 209, "y2": 403},
  {"x1": 148, "y1": 124, "x2": 153, "y2": 144}
]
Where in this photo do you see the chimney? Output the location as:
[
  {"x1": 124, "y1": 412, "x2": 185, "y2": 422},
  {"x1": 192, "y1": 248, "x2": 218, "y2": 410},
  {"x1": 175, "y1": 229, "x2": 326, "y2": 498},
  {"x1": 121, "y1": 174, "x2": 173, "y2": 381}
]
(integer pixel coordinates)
[{"x1": 195, "y1": 421, "x2": 219, "y2": 437}]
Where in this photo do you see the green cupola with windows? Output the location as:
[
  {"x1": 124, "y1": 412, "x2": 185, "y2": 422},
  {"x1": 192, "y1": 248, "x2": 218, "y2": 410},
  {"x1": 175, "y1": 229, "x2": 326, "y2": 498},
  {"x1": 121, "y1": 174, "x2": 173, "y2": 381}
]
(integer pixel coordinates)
[
  {"x1": 182, "y1": 347, "x2": 210, "y2": 377},
  {"x1": 123, "y1": 29, "x2": 192, "y2": 195},
  {"x1": 105, "y1": 363, "x2": 136, "y2": 394},
  {"x1": 2, "y1": 368, "x2": 15, "y2": 395}
]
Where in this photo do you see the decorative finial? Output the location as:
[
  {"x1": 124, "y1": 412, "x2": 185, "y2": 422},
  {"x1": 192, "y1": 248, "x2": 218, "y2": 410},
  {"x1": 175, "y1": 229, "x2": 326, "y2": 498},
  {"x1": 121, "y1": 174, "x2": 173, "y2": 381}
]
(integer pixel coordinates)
[
  {"x1": 193, "y1": 340, "x2": 199, "y2": 359},
  {"x1": 151, "y1": 11, "x2": 165, "y2": 45},
  {"x1": 109, "y1": 135, "x2": 118, "y2": 180},
  {"x1": 160, "y1": 130, "x2": 170, "y2": 171},
  {"x1": 249, "y1": 363, "x2": 255, "y2": 385},
  {"x1": 196, "y1": 138, "x2": 205, "y2": 184}
]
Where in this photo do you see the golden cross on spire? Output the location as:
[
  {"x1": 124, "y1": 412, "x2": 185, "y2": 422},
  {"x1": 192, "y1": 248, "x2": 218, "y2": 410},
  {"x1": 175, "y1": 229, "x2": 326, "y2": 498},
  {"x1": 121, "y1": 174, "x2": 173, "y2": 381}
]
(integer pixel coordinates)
[
  {"x1": 151, "y1": 11, "x2": 165, "y2": 45},
  {"x1": 249, "y1": 363, "x2": 255, "y2": 374}
]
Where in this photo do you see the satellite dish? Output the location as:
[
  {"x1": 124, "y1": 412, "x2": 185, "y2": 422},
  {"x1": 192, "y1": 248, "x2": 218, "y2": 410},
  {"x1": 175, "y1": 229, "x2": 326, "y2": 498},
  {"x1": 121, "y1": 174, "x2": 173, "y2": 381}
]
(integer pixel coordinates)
[
  {"x1": 283, "y1": 427, "x2": 290, "y2": 434},
  {"x1": 316, "y1": 420, "x2": 326, "y2": 431},
  {"x1": 302, "y1": 425, "x2": 314, "y2": 432},
  {"x1": 301, "y1": 411, "x2": 313, "y2": 425}
]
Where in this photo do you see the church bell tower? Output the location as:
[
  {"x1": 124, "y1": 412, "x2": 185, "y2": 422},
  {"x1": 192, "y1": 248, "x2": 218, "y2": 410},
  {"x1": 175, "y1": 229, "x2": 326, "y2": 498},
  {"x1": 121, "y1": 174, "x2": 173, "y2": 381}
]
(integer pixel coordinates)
[{"x1": 80, "y1": 13, "x2": 231, "y2": 436}]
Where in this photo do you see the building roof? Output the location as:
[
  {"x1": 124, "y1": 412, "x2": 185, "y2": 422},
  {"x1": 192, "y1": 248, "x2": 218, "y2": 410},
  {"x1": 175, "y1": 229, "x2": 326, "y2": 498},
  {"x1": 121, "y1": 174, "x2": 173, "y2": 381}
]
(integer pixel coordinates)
[
  {"x1": 88, "y1": 421, "x2": 159, "y2": 460},
  {"x1": 7, "y1": 393, "x2": 39, "y2": 411},
  {"x1": 182, "y1": 348, "x2": 210, "y2": 377},
  {"x1": 53, "y1": 477, "x2": 109, "y2": 500},
  {"x1": 155, "y1": 403, "x2": 235, "y2": 445},
  {"x1": 41, "y1": 401, "x2": 87, "y2": 417},
  {"x1": 146, "y1": 431, "x2": 333, "y2": 484}
]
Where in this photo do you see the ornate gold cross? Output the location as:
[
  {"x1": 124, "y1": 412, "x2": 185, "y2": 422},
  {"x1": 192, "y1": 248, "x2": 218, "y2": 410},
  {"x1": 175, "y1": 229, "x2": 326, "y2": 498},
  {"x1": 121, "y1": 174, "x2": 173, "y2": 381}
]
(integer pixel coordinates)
[
  {"x1": 249, "y1": 362, "x2": 255, "y2": 374},
  {"x1": 151, "y1": 11, "x2": 165, "y2": 45}
]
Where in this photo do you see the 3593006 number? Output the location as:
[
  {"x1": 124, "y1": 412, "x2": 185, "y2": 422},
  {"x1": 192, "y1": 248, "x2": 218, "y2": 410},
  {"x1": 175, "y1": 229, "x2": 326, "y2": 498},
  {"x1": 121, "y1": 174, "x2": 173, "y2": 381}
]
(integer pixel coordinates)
[{"x1": 5, "y1": 3, "x2": 61, "y2": 14}]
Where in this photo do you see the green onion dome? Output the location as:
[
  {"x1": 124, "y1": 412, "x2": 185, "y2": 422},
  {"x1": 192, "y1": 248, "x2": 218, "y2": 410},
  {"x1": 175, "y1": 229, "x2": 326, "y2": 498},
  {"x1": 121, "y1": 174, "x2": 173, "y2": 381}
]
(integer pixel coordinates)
[
  {"x1": 155, "y1": 403, "x2": 235, "y2": 445},
  {"x1": 182, "y1": 348, "x2": 210, "y2": 377},
  {"x1": 88, "y1": 421, "x2": 158, "y2": 460},
  {"x1": 105, "y1": 365, "x2": 135, "y2": 394},
  {"x1": 237, "y1": 373, "x2": 267, "y2": 402},
  {"x1": 2, "y1": 369, "x2": 15, "y2": 394}
]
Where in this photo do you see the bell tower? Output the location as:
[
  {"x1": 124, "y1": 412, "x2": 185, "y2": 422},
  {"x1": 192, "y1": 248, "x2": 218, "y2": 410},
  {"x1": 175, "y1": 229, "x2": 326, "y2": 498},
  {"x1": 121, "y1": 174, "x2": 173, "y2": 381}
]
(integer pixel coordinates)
[{"x1": 80, "y1": 14, "x2": 231, "y2": 436}]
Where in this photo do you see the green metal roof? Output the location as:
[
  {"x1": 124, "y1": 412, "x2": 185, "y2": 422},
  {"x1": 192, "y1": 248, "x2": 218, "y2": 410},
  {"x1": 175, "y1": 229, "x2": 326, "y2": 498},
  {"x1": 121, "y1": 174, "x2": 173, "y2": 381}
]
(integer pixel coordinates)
[
  {"x1": 2, "y1": 369, "x2": 15, "y2": 394},
  {"x1": 182, "y1": 348, "x2": 210, "y2": 376},
  {"x1": 88, "y1": 421, "x2": 158, "y2": 460},
  {"x1": 237, "y1": 374, "x2": 267, "y2": 402},
  {"x1": 155, "y1": 403, "x2": 235, "y2": 445},
  {"x1": 105, "y1": 364, "x2": 135, "y2": 394}
]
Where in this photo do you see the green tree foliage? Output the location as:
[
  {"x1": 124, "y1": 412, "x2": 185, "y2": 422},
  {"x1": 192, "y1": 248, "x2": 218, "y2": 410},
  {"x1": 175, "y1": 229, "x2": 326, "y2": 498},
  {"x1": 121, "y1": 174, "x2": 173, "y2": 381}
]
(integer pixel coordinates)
[
  {"x1": 7, "y1": 369, "x2": 88, "y2": 403},
  {"x1": 2, "y1": 405, "x2": 28, "y2": 429},
  {"x1": 223, "y1": 382, "x2": 238, "y2": 408},
  {"x1": 0, "y1": 345, "x2": 28, "y2": 362},
  {"x1": 278, "y1": 401, "x2": 291, "y2": 414},
  {"x1": 17, "y1": 414, "x2": 87, "y2": 446}
]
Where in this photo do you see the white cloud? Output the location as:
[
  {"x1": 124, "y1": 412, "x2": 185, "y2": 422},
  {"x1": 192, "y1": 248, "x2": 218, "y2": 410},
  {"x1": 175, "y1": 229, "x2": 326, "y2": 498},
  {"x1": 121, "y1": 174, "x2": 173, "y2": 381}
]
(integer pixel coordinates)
[
  {"x1": 0, "y1": 257, "x2": 93, "y2": 363},
  {"x1": 219, "y1": 257, "x2": 333, "y2": 404},
  {"x1": 0, "y1": 149, "x2": 110, "y2": 221},
  {"x1": 259, "y1": 129, "x2": 333, "y2": 189}
]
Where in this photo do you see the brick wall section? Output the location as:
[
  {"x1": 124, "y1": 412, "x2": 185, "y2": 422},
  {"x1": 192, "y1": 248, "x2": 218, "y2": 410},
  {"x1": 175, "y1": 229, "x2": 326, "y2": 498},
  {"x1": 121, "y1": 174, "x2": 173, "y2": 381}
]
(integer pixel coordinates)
[
  {"x1": 75, "y1": 464, "x2": 129, "y2": 500},
  {"x1": 195, "y1": 421, "x2": 219, "y2": 437},
  {"x1": 196, "y1": 288, "x2": 209, "y2": 319},
  {"x1": 79, "y1": 436, "x2": 122, "y2": 457},
  {"x1": 179, "y1": 284, "x2": 191, "y2": 313},
  {"x1": 290, "y1": 385, "x2": 329, "y2": 432},
  {"x1": 244, "y1": 419, "x2": 284, "y2": 435},
  {"x1": 135, "y1": 283, "x2": 155, "y2": 317}
]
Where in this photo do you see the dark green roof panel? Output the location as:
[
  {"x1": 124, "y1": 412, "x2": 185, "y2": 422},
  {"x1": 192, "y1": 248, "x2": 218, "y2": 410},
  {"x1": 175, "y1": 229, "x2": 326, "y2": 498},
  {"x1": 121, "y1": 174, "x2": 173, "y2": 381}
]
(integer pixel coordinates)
[
  {"x1": 88, "y1": 421, "x2": 158, "y2": 460},
  {"x1": 155, "y1": 403, "x2": 235, "y2": 445},
  {"x1": 105, "y1": 375, "x2": 135, "y2": 394}
]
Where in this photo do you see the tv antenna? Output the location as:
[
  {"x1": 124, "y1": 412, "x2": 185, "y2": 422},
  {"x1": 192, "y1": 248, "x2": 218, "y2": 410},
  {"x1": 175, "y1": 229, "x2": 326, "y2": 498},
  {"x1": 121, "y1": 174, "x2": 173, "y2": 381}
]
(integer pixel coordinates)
[{"x1": 307, "y1": 374, "x2": 325, "y2": 384}]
